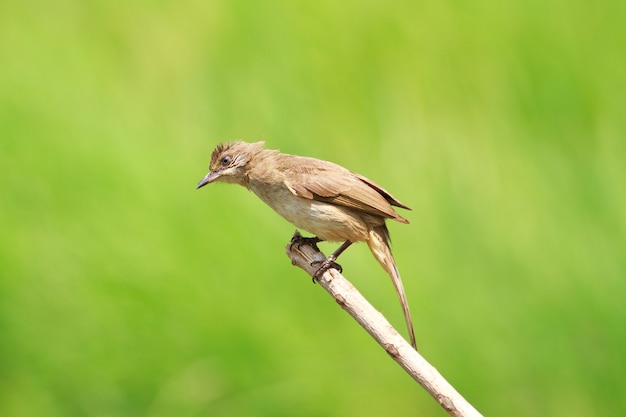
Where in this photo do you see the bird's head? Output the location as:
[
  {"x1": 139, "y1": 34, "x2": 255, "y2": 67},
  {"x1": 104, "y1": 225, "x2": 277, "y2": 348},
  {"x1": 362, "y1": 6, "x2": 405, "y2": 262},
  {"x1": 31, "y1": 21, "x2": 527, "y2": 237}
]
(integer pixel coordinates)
[{"x1": 196, "y1": 141, "x2": 265, "y2": 189}]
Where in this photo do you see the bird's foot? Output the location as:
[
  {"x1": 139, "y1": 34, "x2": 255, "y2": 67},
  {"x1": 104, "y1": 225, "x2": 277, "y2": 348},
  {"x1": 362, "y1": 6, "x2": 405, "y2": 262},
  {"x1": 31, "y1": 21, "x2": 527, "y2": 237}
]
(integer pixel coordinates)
[
  {"x1": 289, "y1": 230, "x2": 340, "y2": 283},
  {"x1": 289, "y1": 231, "x2": 323, "y2": 252},
  {"x1": 311, "y1": 258, "x2": 343, "y2": 282}
]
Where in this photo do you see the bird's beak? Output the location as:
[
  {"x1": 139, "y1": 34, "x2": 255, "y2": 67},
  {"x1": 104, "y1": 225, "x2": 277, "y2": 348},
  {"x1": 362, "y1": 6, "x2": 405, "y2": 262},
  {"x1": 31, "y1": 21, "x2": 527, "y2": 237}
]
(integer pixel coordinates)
[{"x1": 196, "y1": 171, "x2": 220, "y2": 189}]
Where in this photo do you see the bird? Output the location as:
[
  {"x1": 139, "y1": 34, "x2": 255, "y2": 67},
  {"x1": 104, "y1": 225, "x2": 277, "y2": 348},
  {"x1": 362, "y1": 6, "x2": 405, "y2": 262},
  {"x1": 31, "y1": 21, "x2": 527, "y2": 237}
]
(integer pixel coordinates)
[{"x1": 197, "y1": 141, "x2": 416, "y2": 349}]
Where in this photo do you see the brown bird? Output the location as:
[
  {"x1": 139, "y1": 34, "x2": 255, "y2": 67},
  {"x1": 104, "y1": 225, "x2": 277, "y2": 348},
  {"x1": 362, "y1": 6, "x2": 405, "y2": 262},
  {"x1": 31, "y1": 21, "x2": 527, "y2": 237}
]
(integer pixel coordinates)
[{"x1": 197, "y1": 141, "x2": 416, "y2": 349}]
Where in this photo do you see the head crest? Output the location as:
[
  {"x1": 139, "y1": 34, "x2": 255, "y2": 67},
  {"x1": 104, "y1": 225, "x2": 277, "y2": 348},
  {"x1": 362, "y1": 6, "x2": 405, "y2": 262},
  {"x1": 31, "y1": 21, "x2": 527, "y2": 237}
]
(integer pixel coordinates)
[{"x1": 210, "y1": 142, "x2": 230, "y2": 166}]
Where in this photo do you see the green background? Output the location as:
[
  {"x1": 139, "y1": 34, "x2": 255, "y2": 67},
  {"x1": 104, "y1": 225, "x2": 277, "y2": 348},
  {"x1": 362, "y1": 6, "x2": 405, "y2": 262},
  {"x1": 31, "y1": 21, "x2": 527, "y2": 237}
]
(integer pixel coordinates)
[{"x1": 1, "y1": 1, "x2": 624, "y2": 416}]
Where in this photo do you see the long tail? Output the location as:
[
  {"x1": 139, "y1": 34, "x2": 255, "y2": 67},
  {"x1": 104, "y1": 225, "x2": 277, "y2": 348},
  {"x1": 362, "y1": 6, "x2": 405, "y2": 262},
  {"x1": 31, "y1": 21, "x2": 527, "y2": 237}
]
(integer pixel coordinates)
[{"x1": 367, "y1": 225, "x2": 417, "y2": 349}]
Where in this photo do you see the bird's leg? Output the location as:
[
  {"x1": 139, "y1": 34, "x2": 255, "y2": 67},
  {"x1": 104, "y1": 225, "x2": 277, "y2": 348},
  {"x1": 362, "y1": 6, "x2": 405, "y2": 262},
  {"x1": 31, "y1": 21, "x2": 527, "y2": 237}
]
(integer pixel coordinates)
[{"x1": 313, "y1": 240, "x2": 353, "y2": 279}]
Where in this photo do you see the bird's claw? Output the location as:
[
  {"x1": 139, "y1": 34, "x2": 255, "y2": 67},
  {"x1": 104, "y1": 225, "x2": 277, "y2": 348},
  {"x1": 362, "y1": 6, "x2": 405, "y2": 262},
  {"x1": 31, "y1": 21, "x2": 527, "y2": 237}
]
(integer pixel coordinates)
[
  {"x1": 311, "y1": 258, "x2": 343, "y2": 282},
  {"x1": 289, "y1": 231, "x2": 322, "y2": 252},
  {"x1": 289, "y1": 230, "x2": 340, "y2": 282}
]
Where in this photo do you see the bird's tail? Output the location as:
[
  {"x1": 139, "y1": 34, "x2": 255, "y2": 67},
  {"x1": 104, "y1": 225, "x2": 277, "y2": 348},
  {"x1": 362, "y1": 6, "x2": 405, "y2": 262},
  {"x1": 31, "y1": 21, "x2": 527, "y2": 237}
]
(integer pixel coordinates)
[{"x1": 367, "y1": 225, "x2": 417, "y2": 349}]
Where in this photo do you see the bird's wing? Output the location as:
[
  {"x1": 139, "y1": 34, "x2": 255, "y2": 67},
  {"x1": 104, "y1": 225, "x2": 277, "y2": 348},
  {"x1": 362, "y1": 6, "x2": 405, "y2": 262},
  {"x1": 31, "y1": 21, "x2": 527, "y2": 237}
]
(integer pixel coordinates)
[
  {"x1": 352, "y1": 173, "x2": 411, "y2": 210},
  {"x1": 282, "y1": 157, "x2": 410, "y2": 223}
]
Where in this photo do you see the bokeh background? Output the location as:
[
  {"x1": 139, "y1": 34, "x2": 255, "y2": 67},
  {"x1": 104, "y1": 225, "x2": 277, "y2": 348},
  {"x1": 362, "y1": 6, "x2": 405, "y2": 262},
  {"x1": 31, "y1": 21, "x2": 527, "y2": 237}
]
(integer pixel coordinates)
[{"x1": 1, "y1": 0, "x2": 624, "y2": 416}]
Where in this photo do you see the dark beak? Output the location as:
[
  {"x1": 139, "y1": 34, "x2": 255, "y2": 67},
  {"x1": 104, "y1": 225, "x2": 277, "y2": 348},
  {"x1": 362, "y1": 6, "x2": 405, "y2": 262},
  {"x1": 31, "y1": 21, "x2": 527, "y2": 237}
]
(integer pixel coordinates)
[{"x1": 196, "y1": 171, "x2": 220, "y2": 189}]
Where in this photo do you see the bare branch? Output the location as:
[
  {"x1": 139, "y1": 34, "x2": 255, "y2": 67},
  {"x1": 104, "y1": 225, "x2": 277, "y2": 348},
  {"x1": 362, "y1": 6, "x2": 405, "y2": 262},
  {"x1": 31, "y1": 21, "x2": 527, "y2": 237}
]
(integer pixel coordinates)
[{"x1": 286, "y1": 231, "x2": 483, "y2": 417}]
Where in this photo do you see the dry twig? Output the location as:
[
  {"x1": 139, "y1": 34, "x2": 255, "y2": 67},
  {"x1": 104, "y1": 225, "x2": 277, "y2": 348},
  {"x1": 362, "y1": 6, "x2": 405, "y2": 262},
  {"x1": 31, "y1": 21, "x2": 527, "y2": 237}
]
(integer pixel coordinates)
[{"x1": 286, "y1": 231, "x2": 483, "y2": 417}]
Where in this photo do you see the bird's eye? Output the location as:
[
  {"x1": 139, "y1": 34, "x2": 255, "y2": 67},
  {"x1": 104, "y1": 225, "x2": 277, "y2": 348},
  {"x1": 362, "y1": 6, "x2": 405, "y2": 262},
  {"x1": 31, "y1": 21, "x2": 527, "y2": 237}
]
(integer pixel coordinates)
[{"x1": 221, "y1": 156, "x2": 231, "y2": 166}]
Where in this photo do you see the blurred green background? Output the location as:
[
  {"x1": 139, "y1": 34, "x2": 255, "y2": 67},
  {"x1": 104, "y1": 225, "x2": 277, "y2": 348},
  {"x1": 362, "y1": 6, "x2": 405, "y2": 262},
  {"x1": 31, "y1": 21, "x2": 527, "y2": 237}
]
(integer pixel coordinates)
[{"x1": 1, "y1": 0, "x2": 624, "y2": 416}]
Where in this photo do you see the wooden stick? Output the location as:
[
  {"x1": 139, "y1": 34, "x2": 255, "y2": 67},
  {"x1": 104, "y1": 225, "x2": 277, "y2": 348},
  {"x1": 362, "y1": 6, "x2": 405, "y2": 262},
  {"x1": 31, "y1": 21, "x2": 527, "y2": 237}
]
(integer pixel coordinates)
[{"x1": 286, "y1": 231, "x2": 483, "y2": 417}]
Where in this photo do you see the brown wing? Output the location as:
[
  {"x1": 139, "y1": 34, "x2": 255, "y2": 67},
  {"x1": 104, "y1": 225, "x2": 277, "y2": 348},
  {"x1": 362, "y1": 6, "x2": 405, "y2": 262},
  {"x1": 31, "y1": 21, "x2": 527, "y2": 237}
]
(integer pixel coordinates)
[
  {"x1": 352, "y1": 172, "x2": 411, "y2": 210},
  {"x1": 282, "y1": 156, "x2": 410, "y2": 224}
]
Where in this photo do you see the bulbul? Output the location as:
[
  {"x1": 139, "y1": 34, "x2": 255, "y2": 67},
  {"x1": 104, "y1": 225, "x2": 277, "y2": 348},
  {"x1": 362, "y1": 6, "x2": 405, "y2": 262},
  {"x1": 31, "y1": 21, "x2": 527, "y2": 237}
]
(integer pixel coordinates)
[{"x1": 197, "y1": 141, "x2": 416, "y2": 349}]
